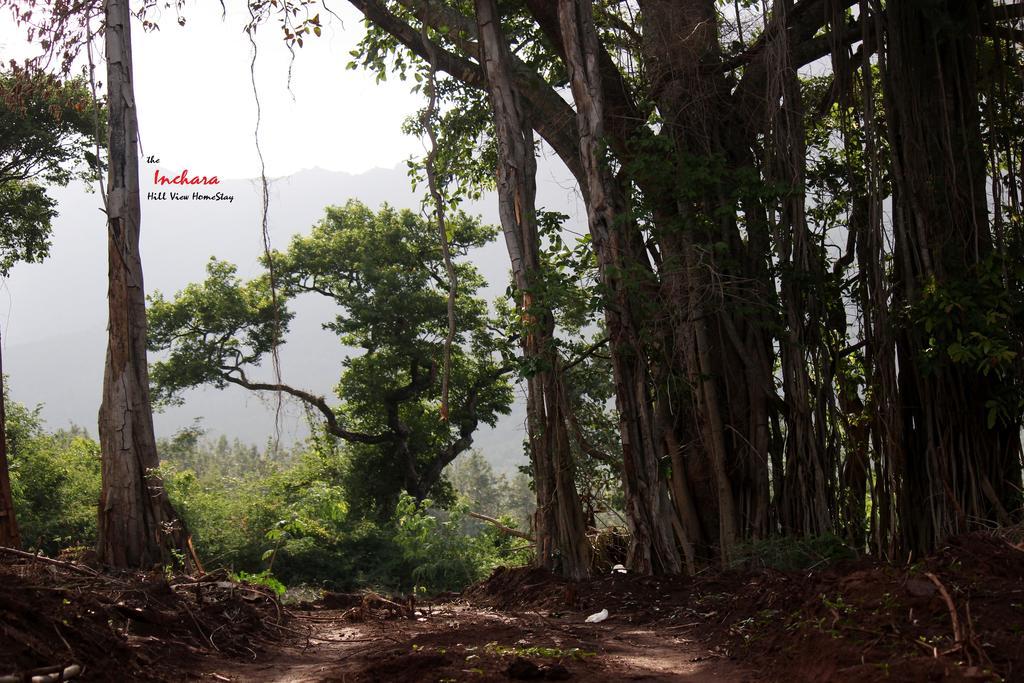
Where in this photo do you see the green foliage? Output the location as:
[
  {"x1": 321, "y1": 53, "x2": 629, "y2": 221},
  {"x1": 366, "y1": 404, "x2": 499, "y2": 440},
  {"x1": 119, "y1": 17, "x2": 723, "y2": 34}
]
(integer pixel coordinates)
[
  {"x1": 392, "y1": 493, "x2": 480, "y2": 594},
  {"x1": 155, "y1": 436, "x2": 530, "y2": 594},
  {"x1": 159, "y1": 422, "x2": 291, "y2": 479},
  {"x1": 231, "y1": 570, "x2": 287, "y2": 597},
  {"x1": 392, "y1": 493, "x2": 531, "y2": 595},
  {"x1": 148, "y1": 259, "x2": 291, "y2": 407},
  {"x1": 911, "y1": 252, "x2": 1024, "y2": 427},
  {"x1": 484, "y1": 643, "x2": 596, "y2": 660},
  {"x1": 275, "y1": 201, "x2": 494, "y2": 352},
  {"x1": 5, "y1": 402, "x2": 99, "y2": 553},
  {"x1": 0, "y1": 68, "x2": 102, "y2": 187},
  {"x1": 0, "y1": 69, "x2": 102, "y2": 276},
  {"x1": 149, "y1": 200, "x2": 514, "y2": 518},
  {"x1": 159, "y1": 444, "x2": 348, "y2": 582},
  {"x1": 445, "y1": 450, "x2": 534, "y2": 530},
  {"x1": 0, "y1": 181, "x2": 53, "y2": 275}
]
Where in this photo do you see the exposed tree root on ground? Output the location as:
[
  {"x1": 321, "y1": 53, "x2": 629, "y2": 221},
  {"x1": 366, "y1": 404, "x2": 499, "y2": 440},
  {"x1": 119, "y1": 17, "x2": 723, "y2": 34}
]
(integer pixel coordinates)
[{"x1": 2, "y1": 529, "x2": 1022, "y2": 681}]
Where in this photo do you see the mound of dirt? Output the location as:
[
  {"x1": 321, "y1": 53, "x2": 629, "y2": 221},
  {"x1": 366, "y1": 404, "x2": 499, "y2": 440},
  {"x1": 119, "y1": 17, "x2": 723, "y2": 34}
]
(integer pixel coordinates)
[
  {"x1": 464, "y1": 566, "x2": 571, "y2": 611},
  {"x1": 0, "y1": 554, "x2": 286, "y2": 681},
  {"x1": 692, "y1": 532, "x2": 1024, "y2": 682},
  {"x1": 467, "y1": 531, "x2": 1024, "y2": 681},
  {"x1": 467, "y1": 563, "x2": 695, "y2": 627},
  {"x1": 6, "y1": 530, "x2": 1021, "y2": 682},
  {"x1": 0, "y1": 569, "x2": 135, "y2": 678}
]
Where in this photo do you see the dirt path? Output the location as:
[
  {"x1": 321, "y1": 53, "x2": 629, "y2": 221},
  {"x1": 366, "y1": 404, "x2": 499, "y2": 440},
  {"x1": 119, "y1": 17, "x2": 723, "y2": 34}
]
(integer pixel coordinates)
[
  {"x1": 7, "y1": 535, "x2": 1022, "y2": 682},
  {"x1": 183, "y1": 604, "x2": 749, "y2": 682}
]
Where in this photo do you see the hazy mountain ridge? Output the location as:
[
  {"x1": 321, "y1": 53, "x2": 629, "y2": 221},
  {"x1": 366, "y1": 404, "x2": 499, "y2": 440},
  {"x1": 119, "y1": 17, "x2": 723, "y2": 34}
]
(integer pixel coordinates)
[{"x1": 4, "y1": 162, "x2": 581, "y2": 474}]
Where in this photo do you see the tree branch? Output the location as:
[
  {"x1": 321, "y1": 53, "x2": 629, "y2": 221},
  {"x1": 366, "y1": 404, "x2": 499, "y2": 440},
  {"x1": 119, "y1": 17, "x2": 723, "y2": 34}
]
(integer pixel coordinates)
[
  {"x1": 562, "y1": 336, "x2": 610, "y2": 373},
  {"x1": 348, "y1": 0, "x2": 487, "y2": 87},
  {"x1": 420, "y1": 363, "x2": 514, "y2": 492},
  {"x1": 468, "y1": 511, "x2": 534, "y2": 540},
  {"x1": 523, "y1": 0, "x2": 644, "y2": 164},
  {"x1": 990, "y1": 2, "x2": 1024, "y2": 22},
  {"x1": 346, "y1": 0, "x2": 586, "y2": 186},
  {"x1": 222, "y1": 371, "x2": 390, "y2": 444},
  {"x1": 733, "y1": 0, "x2": 860, "y2": 135}
]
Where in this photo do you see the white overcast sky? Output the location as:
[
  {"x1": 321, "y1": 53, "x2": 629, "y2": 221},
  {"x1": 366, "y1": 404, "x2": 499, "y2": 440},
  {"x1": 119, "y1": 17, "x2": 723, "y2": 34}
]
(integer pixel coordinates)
[
  {"x1": 0, "y1": 2, "x2": 576, "y2": 452},
  {"x1": 0, "y1": 2, "x2": 443, "y2": 438},
  {"x1": 132, "y1": 2, "x2": 425, "y2": 178},
  {"x1": 3, "y1": 1, "x2": 425, "y2": 178}
]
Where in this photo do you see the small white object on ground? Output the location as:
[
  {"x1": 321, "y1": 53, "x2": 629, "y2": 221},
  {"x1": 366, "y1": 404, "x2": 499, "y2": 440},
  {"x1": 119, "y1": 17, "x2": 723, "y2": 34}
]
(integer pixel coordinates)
[
  {"x1": 611, "y1": 564, "x2": 627, "y2": 574},
  {"x1": 585, "y1": 608, "x2": 609, "y2": 623}
]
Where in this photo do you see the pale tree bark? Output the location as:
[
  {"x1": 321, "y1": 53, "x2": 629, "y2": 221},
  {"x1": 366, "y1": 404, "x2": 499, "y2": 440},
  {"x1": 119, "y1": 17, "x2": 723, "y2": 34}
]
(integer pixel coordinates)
[
  {"x1": 765, "y1": 0, "x2": 833, "y2": 538},
  {"x1": 96, "y1": 0, "x2": 191, "y2": 569},
  {"x1": 475, "y1": 0, "x2": 590, "y2": 579},
  {"x1": 557, "y1": 0, "x2": 681, "y2": 575}
]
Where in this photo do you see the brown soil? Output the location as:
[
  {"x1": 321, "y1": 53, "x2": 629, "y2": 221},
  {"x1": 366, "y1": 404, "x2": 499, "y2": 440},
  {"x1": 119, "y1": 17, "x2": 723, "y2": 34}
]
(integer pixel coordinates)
[
  {"x1": 0, "y1": 558, "x2": 285, "y2": 681},
  {"x1": 698, "y1": 532, "x2": 1024, "y2": 682},
  {"x1": 183, "y1": 602, "x2": 745, "y2": 682},
  {"x1": 3, "y1": 530, "x2": 1022, "y2": 682},
  {"x1": 464, "y1": 531, "x2": 1024, "y2": 682}
]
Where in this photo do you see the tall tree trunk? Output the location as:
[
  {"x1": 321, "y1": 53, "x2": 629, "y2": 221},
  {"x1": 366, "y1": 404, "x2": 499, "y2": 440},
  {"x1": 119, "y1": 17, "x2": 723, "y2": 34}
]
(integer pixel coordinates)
[
  {"x1": 637, "y1": 0, "x2": 757, "y2": 563},
  {"x1": 682, "y1": 235, "x2": 739, "y2": 562},
  {"x1": 475, "y1": 0, "x2": 590, "y2": 579},
  {"x1": 853, "y1": 2, "x2": 902, "y2": 558},
  {"x1": 882, "y1": 0, "x2": 1023, "y2": 554},
  {"x1": 557, "y1": 0, "x2": 681, "y2": 575},
  {"x1": 765, "y1": 0, "x2": 833, "y2": 538},
  {"x1": 0, "y1": 330, "x2": 21, "y2": 549},
  {"x1": 96, "y1": 0, "x2": 190, "y2": 569}
]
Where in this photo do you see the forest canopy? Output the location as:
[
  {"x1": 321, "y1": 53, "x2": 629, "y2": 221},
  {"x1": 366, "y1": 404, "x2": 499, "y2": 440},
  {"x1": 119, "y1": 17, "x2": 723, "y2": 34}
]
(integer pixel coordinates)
[
  {"x1": 322, "y1": 0, "x2": 1024, "y2": 577},
  {"x1": 1, "y1": 2, "x2": 1023, "y2": 680},
  {"x1": 0, "y1": 0, "x2": 1022, "y2": 585},
  {"x1": 148, "y1": 201, "x2": 515, "y2": 515}
]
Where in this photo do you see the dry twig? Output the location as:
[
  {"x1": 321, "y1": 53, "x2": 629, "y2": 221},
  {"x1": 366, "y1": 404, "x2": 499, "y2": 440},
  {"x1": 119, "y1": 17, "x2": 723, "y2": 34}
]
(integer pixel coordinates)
[
  {"x1": 0, "y1": 546, "x2": 99, "y2": 577},
  {"x1": 924, "y1": 572, "x2": 962, "y2": 645}
]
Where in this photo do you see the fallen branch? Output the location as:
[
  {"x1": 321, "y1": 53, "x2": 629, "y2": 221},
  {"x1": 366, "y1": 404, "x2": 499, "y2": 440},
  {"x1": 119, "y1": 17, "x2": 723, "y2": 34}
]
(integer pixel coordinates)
[
  {"x1": 0, "y1": 546, "x2": 99, "y2": 577},
  {"x1": 507, "y1": 543, "x2": 536, "y2": 553},
  {"x1": 468, "y1": 512, "x2": 534, "y2": 541},
  {"x1": 170, "y1": 580, "x2": 283, "y2": 623},
  {"x1": 924, "y1": 572, "x2": 962, "y2": 645},
  {"x1": 361, "y1": 591, "x2": 409, "y2": 612}
]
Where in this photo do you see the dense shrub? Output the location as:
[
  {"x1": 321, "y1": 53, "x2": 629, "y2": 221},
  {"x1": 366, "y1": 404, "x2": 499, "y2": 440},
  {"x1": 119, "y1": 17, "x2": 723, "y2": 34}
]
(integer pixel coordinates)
[
  {"x1": 5, "y1": 403, "x2": 532, "y2": 593},
  {"x1": 160, "y1": 445, "x2": 532, "y2": 593},
  {"x1": 7, "y1": 403, "x2": 100, "y2": 554}
]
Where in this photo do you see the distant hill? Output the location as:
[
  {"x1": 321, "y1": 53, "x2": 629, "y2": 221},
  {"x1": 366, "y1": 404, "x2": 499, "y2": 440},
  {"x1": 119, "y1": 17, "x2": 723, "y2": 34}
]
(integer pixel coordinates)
[{"x1": 3, "y1": 162, "x2": 583, "y2": 475}]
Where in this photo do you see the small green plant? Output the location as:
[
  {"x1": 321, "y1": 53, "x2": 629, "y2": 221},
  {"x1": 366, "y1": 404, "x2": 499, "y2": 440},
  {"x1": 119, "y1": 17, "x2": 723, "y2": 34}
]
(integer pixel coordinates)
[
  {"x1": 821, "y1": 593, "x2": 855, "y2": 616},
  {"x1": 231, "y1": 570, "x2": 287, "y2": 597},
  {"x1": 878, "y1": 591, "x2": 899, "y2": 612},
  {"x1": 484, "y1": 643, "x2": 596, "y2": 660}
]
